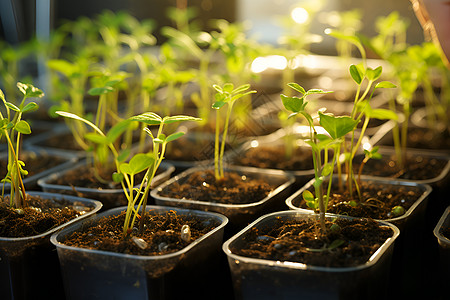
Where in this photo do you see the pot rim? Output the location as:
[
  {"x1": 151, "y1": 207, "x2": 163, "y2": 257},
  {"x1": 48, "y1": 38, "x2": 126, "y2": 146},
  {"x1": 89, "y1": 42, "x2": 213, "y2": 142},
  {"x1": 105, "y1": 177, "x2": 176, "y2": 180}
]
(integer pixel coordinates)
[
  {"x1": 434, "y1": 206, "x2": 450, "y2": 246},
  {"x1": 285, "y1": 174, "x2": 433, "y2": 224},
  {"x1": 0, "y1": 191, "x2": 102, "y2": 242},
  {"x1": 150, "y1": 164, "x2": 295, "y2": 209},
  {"x1": 50, "y1": 205, "x2": 228, "y2": 260}
]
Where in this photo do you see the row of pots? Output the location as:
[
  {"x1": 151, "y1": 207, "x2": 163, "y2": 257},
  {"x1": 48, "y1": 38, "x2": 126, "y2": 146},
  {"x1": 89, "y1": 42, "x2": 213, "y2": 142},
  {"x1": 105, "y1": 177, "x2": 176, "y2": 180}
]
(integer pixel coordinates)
[{"x1": 2, "y1": 120, "x2": 449, "y2": 300}]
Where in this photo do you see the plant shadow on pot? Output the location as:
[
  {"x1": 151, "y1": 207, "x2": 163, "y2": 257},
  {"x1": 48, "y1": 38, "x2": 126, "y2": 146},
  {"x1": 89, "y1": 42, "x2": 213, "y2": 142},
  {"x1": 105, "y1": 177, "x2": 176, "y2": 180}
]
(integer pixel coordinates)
[
  {"x1": 51, "y1": 205, "x2": 228, "y2": 300},
  {"x1": 0, "y1": 192, "x2": 102, "y2": 300},
  {"x1": 222, "y1": 210, "x2": 400, "y2": 300},
  {"x1": 37, "y1": 160, "x2": 175, "y2": 211}
]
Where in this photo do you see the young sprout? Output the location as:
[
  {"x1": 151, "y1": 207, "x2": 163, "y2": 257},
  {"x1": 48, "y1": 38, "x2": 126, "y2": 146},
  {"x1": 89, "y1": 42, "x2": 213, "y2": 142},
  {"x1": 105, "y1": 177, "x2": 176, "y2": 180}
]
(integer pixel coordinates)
[
  {"x1": 55, "y1": 110, "x2": 201, "y2": 238},
  {"x1": 211, "y1": 83, "x2": 256, "y2": 180},
  {"x1": 0, "y1": 83, "x2": 44, "y2": 208},
  {"x1": 281, "y1": 83, "x2": 357, "y2": 232}
]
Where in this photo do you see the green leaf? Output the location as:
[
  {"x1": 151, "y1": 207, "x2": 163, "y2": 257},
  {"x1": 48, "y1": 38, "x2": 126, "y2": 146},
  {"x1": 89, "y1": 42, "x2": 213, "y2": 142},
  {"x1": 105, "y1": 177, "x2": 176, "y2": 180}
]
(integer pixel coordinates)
[
  {"x1": 117, "y1": 149, "x2": 130, "y2": 163},
  {"x1": 15, "y1": 120, "x2": 31, "y2": 134},
  {"x1": 322, "y1": 163, "x2": 333, "y2": 177},
  {"x1": 328, "y1": 239, "x2": 345, "y2": 250},
  {"x1": 302, "y1": 190, "x2": 314, "y2": 202},
  {"x1": 85, "y1": 132, "x2": 108, "y2": 144},
  {"x1": 129, "y1": 112, "x2": 162, "y2": 125},
  {"x1": 319, "y1": 112, "x2": 358, "y2": 139},
  {"x1": 55, "y1": 111, "x2": 104, "y2": 135},
  {"x1": 88, "y1": 86, "x2": 114, "y2": 96},
  {"x1": 5, "y1": 102, "x2": 20, "y2": 112},
  {"x1": 21, "y1": 102, "x2": 39, "y2": 113},
  {"x1": 120, "y1": 153, "x2": 155, "y2": 175},
  {"x1": 349, "y1": 64, "x2": 363, "y2": 85},
  {"x1": 375, "y1": 81, "x2": 397, "y2": 89},
  {"x1": 232, "y1": 84, "x2": 251, "y2": 94},
  {"x1": 365, "y1": 66, "x2": 382, "y2": 81},
  {"x1": 106, "y1": 119, "x2": 132, "y2": 144},
  {"x1": 366, "y1": 108, "x2": 398, "y2": 120},
  {"x1": 305, "y1": 88, "x2": 332, "y2": 96},
  {"x1": 281, "y1": 94, "x2": 305, "y2": 113},
  {"x1": 212, "y1": 100, "x2": 226, "y2": 109},
  {"x1": 287, "y1": 83, "x2": 305, "y2": 94},
  {"x1": 112, "y1": 172, "x2": 124, "y2": 183},
  {"x1": 223, "y1": 83, "x2": 234, "y2": 93},
  {"x1": 17, "y1": 82, "x2": 44, "y2": 98},
  {"x1": 166, "y1": 131, "x2": 185, "y2": 143},
  {"x1": 162, "y1": 115, "x2": 202, "y2": 124}
]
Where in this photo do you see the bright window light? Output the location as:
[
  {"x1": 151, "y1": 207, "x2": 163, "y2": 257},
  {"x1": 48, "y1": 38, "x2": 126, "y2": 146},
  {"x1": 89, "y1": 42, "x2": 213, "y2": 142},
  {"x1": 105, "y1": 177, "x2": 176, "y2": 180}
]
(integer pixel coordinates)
[{"x1": 291, "y1": 7, "x2": 309, "y2": 24}]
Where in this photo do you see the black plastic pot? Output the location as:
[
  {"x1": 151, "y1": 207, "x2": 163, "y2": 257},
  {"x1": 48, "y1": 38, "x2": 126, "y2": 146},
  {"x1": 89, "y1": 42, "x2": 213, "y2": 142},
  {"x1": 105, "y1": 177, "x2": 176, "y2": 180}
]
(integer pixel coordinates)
[
  {"x1": 51, "y1": 205, "x2": 228, "y2": 300},
  {"x1": 223, "y1": 210, "x2": 400, "y2": 300},
  {"x1": 0, "y1": 192, "x2": 102, "y2": 300}
]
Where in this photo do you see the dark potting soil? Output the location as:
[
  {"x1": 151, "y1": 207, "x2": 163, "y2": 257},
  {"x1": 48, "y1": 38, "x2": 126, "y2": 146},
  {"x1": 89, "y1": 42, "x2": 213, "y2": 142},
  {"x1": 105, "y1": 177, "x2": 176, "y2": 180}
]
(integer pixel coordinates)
[
  {"x1": 231, "y1": 217, "x2": 393, "y2": 268},
  {"x1": 34, "y1": 132, "x2": 84, "y2": 151},
  {"x1": 0, "y1": 152, "x2": 66, "y2": 178},
  {"x1": 382, "y1": 127, "x2": 450, "y2": 151},
  {"x1": 61, "y1": 209, "x2": 219, "y2": 256},
  {"x1": 0, "y1": 195, "x2": 87, "y2": 237},
  {"x1": 295, "y1": 181, "x2": 423, "y2": 220},
  {"x1": 48, "y1": 164, "x2": 145, "y2": 190},
  {"x1": 233, "y1": 145, "x2": 314, "y2": 170},
  {"x1": 356, "y1": 152, "x2": 447, "y2": 180},
  {"x1": 158, "y1": 170, "x2": 273, "y2": 204}
]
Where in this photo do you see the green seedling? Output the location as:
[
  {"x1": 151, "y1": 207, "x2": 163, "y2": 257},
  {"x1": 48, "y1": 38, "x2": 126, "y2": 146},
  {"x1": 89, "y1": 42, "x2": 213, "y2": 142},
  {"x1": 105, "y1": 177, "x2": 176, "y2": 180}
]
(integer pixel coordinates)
[
  {"x1": 55, "y1": 110, "x2": 201, "y2": 238},
  {"x1": 282, "y1": 83, "x2": 357, "y2": 232},
  {"x1": 212, "y1": 83, "x2": 256, "y2": 180},
  {"x1": 0, "y1": 83, "x2": 43, "y2": 208}
]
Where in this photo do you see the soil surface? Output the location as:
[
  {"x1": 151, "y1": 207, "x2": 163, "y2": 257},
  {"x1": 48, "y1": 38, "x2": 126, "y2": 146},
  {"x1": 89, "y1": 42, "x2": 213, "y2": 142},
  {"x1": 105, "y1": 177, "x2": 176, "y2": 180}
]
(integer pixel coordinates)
[
  {"x1": 355, "y1": 151, "x2": 447, "y2": 180},
  {"x1": 0, "y1": 152, "x2": 67, "y2": 178},
  {"x1": 231, "y1": 217, "x2": 393, "y2": 268},
  {"x1": 232, "y1": 144, "x2": 314, "y2": 171},
  {"x1": 293, "y1": 180, "x2": 423, "y2": 220},
  {"x1": 381, "y1": 127, "x2": 450, "y2": 151},
  {"x1": 0, "y1": 194, "x2": 89, "y2": 237},
  {"x1": 158, "y1": 170, "x2": 273, "y2": 204},
  {"x1": 61, "y1": 209, "x2": 220, "y2": 256}
]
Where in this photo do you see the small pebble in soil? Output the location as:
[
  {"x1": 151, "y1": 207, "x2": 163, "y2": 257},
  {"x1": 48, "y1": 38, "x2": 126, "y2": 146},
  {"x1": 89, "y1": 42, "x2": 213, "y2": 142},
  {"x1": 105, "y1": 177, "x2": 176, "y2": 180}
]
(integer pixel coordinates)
[
  {"x1": 14, "y1": 208, "x2": 24, "y2": 215},
  {"x1": 273, "y1": 243, "x2": 283, "y2": 250},
  {"x1": 158, "y1": 242, "x2": 169, "y2": 252},
  {"x1": 132, "y1": 237, "x2": 148, "y2": 250},
  {"x1": 181, "y1": 225, "x2": 191, "y2": 242},
  {"x1": 29, "y1": 206, "x2": 42, "y2": 213},
  {"x1": 256, "y1": 235, "x2": 275, "y2": 243}
]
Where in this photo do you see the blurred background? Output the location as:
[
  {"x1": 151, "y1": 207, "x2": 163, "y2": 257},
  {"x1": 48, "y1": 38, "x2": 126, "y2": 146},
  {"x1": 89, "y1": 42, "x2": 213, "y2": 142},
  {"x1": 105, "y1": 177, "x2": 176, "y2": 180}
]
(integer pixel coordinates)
[{"x1": 0, "y1": 0, "x2": 424, "y2": 55}]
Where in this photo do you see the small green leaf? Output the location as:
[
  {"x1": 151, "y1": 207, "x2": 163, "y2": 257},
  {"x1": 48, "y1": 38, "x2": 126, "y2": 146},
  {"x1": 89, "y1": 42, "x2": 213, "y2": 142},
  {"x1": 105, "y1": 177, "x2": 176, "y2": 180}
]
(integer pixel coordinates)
[
  {"x1": 88, "y1": 86, "x2": 114, "y2": 96},
  {"x1": 21, "y1": 102, "x2": 39, "y2": 113},
  {"x1": 212, "y1": 101, "x2": 226, "y2": 109},
  {"x1": 319, "y1": 112, "x2": 358, "y2": 139},
  {"x1": 302, "y1": 190, "x2": 314, "y2": 202},
  {"x1": 106, "y1": 119, "x2": 132, "y2": 144},
  {"x1": 223, "y1": 83, "x2": 234, "y2": 93},
  {"x1": 117, "y1": 149, "x2": 130, "y2": 163},
  {"x1": 375, "y1": 81, "x2": 397, "y2": 89},
  {"x1": 112, "y1": 172, "x2": 124, "y2": 183},
  {"x1": 162, "y1": 115, "x2": 202, "y2": 124},
  {"x1": 17, "y1": 82, "x2": 44, "y2": 98},
  {"x1": 367, "y1": 108, "x2": 398, "y2": 120},
  {"x1": 5, "y1": 102, "x2": 20, "y2": 112},
  {"x1": 322, "y1": 163, "x2": 333, "y2": 177},
  {"x1": 120, "y1": 153, "x2": 155, "y2": 175},
  {"x1": 166, "y1": 131, "x2": 185, "y2": 143},
  {"x1": 281, "y1": 94, "x2": 305, "y2": 113},
  {"x1": 15, "y1": 120, "x2": 31, "y2": 134},
  {"x1": 129, "y1": 112, "x2": 162, "y2": 125},
  {"x1": 85, "y1": 132, "x2": 108, "y2": 144},
  {"x1": 349, "y1": 64, "x2": 363, "y2": 85},
  {"x1": 287, "y1": 83, "x2": 305, "y2": 94}
]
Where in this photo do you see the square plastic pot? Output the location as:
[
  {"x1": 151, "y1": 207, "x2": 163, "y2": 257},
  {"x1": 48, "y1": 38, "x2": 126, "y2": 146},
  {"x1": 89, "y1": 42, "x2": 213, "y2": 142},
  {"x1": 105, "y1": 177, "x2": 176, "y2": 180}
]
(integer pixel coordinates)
[
  {"x1": 0, "y1": 192, "x2": 102, "y2": 300},
  {"x1": 222, "y1": 210, "x2": 400, "y2": 300},
  {"x1": 50, "y1": 205, "x2": 228, "y2": 300},
  {"x1": 151, "y1": 165, "x2": 295, "y2": 235},
  {"x1": 286, "y1": 174, "x2": 433, "y2": 299}
]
